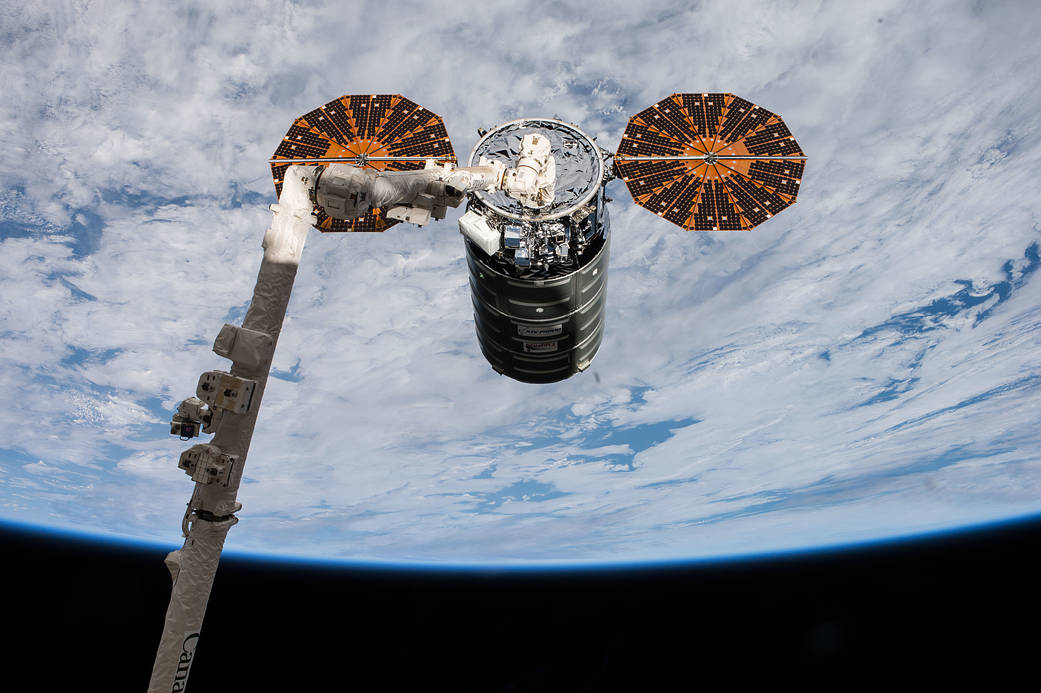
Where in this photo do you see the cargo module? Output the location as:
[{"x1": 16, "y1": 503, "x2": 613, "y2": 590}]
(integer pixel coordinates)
[{"x1": 461, "y1": 118, "x2": 611, "y2": 382}]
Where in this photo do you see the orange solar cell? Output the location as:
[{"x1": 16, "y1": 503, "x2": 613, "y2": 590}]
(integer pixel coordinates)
[
  {"x1": 270, "y1": 94, "x2": 457, "y2": 232},
  {"x1": 614, "y1": 93, "x2": 806, "y2": 231}
]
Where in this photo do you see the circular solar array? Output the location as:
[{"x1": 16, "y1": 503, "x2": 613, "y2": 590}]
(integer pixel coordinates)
[
  {"x1": 614, "y1": 93, "x2": 806, "y2": 231},
  {"x1": 270, "y1": 94, "x2": 456, "y2": 232}
]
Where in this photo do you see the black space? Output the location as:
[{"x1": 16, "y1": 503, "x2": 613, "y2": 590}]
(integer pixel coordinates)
[{"x1": 7, "y1": 517, "x2": 1040, "y2": 691}]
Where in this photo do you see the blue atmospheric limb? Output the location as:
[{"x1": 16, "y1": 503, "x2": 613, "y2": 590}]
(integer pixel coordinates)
[{"x1": 6, "y1": 512, "x2": 1041, "y2": 574}]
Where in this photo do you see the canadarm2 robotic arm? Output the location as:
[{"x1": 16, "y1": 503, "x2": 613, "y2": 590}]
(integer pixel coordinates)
[{"x1": 307, "y1": 133, "x2": 556, "y2": 226}]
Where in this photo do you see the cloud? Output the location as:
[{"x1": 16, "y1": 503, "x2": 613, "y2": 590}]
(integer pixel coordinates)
[{"x1": 1, "y1": 0, "x2": 1041, "y2": 561}]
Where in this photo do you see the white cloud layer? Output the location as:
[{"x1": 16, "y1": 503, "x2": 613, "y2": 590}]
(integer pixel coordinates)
[{"x1": 1, "y1": 0, "x2": 1040, "y2": 562}]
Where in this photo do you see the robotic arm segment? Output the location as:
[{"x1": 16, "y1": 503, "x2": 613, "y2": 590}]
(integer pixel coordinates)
[
  {"x1": 312, "y1": 165, "x2": 376, "y2": 220},
  {"x1": 309, "y1": 139, "x2": 557, "y2": 227},
  {"x1": 311, "y1": 162, "x2": 488, "y2": 226}
]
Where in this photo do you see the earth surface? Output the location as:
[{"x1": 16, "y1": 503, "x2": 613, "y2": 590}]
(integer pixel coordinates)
[{"x1": 2, "y1": 0, "x2": 1040, "y2": 564}]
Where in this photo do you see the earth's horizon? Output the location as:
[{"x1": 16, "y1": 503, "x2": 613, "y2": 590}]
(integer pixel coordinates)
[{"x1": 3, "y1": 1, "x2": 1040, "y2": 564}]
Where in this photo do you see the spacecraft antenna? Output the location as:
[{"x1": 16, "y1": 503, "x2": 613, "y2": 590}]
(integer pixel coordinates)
[{"x1": 148, "y1": 93, "x2": 805, "y2": 691}]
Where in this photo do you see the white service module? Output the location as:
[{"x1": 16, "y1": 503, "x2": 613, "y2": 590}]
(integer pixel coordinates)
[{"x1": 458, "y1": 209, "x2": 502, "y2": 256}]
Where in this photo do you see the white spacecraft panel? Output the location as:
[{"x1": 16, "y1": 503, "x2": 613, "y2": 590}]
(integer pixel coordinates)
[{"x1": 458, "y1": 210, "x2": 501, "y2": 256}]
